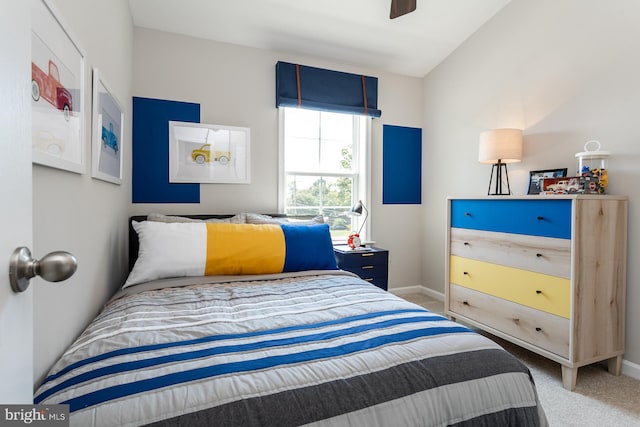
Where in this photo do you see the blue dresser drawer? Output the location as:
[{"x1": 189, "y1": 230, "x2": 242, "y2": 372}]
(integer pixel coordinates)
[{"x1": 450, "y1": 199, "x2": 572, "y2": 239}]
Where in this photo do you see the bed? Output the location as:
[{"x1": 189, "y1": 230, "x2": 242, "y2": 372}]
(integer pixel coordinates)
[{"x1": 34, "y1": 214, "x2": 548, "y2": 426}]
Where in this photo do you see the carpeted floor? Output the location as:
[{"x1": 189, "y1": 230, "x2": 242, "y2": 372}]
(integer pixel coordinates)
[{"x1": 400, "y1": 292, "x2": 640, "y2": 426}]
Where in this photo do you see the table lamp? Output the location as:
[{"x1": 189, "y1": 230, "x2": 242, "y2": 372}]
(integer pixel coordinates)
[
  {"x1": 478, "y1": 129, "x2": 523, "y2": 195},
  {"x1": 348, "y1": 200, "x2": 368, "y2": 249}
]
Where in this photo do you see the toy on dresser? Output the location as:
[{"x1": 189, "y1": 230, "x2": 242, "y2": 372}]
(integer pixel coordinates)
[
  {"x1": 575, "y1": 140, "x2": 609, "y2": 194},
  {"x1": 540, "y1": 140, "x2": 609, "y2": 195}
]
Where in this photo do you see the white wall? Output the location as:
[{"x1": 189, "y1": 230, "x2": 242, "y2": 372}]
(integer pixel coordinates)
[
  {"x1": 132, "y1": 28, "x2": 425, "y2": 291},
  {"x1": 421, "y1": 0, "x2": 640, "y2": 369},
  {"x1": 32, "y1": 0, "x2": 133, "y2": 386}
]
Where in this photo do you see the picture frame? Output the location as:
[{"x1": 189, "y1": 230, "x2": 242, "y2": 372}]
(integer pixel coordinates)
[
  {"x1": 169, "y1": 121, "x2": 251, "y2": 184},
  {"x1": 31, "y1": 0, "x2": 85, "y2": 174},
  {"x1": 527, "y1": 168, "x2": 568, "y2": 195},
  {"x1": 91, "y1": 68, "x2": 124, "y2": 184}
]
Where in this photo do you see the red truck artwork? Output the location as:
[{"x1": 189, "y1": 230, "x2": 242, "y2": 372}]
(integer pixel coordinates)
[{"x1": 31, "y1": 60, "x2": 73, "y2": 121}]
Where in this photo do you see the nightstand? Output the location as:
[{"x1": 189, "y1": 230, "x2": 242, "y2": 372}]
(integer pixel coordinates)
[{"x1": 334, "y1": 246, "x2": 389, "y2": 290}]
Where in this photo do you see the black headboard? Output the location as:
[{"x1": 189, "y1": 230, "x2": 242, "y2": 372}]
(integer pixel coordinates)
[{"x1": 128, "y1": 213, "x2": 304, "y2": 271}]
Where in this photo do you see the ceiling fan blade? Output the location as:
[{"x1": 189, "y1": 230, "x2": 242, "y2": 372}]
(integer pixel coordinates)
[{"x1": 390, "y1": 0, "x2": 416, "y2": 19}]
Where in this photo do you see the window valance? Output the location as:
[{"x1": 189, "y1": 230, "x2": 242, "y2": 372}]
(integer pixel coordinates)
[{"x1": 275, "y1": 61, "x2": 382, "y2": 118}]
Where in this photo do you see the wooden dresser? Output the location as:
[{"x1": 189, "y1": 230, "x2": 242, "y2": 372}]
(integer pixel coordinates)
[{"x1": 445, "y1": 196, "x2": 627, "y2": 390}]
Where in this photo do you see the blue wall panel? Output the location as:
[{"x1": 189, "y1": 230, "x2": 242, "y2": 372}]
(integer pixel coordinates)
[
  {"x1": 132, "y1": 97, "x2": 200, "y2": 203},
  {"x1": 383, "y1": 125, "x2": 422, "y2": 204}
]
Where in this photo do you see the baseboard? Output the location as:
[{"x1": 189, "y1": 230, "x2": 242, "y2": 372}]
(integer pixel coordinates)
[
  {"x1": 622, "y1": 359, "x2": 640, "y2": 381},
  {"x1": 390, "y1": 285, "x2": 640, "y2": 382},
  {"x1": 389, "y1": 285, "x2": 444, "y2": 302}
]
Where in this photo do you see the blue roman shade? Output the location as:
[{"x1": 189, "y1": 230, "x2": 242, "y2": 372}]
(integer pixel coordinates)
[{"x1": 275, "y1": 61, "x2": 382, "y2": 118}]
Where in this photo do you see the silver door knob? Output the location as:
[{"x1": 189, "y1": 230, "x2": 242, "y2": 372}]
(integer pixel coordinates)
[{"x1": 9, "y1": 247, "x2": 77, "y2": 293}]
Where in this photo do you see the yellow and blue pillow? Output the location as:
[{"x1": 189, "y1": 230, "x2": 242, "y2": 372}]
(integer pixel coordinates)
[{"x1": 124, "y1": 221, "x2": 337, "y2": 288}]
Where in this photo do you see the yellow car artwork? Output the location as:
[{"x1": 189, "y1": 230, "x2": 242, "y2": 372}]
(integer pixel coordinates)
[{"x1": 191, "y1": 144, "x2": 231, "y2": 165}]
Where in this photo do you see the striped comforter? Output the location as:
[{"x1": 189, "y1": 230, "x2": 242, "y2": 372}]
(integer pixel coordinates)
[{"x1": 35, "y1": 271, "x2": 547, "y2": 426}]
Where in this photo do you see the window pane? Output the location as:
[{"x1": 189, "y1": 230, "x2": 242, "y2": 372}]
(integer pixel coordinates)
[
  {"x1": 321, "y1": 175, "x2": 353, "y2": 239},
  {"x1": 320, "y1": 112, "x2": 352, "y2": 140},
  {"x1": 285, "y1": 175, "x2": 320, "y2": 212},
  {"x1": 284, "y1": 137, "x2": 319, "y2": 172},
  {"x1": 320, "y1": 112, "x2": 353, "y2": 173},
  {"x1": 284, "y1": 108, "x2": 319, "y2": 139},
  {"x1": 285, "y1": 174, "x2": 353, "y2": 238},
  {"x1": 319, "y1": 139, "x2": 352, "y2": 173}
]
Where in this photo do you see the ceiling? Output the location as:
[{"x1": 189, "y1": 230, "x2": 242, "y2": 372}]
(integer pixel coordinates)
[{"x1": 128, "y1": 0, "x2": 510, "y2": 78}]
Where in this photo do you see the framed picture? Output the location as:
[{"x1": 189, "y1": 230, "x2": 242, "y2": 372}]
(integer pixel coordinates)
[
  {"x1": 91, "y1": 68, "x2": 124, "y2": 184},
  {"x1": 31, "y1": 0, "x2": 85, "y2": 174},
  {"x1": 527, "y1": 168, "x2": 568, "y2": 195},
  {"x1": 169, "y1": 121, "x2": 251, "y2": 184}
]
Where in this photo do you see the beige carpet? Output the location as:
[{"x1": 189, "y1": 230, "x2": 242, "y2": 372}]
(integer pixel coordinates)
[{"x1": 400, "y1": 293, "x2": 640, "y2": 426}]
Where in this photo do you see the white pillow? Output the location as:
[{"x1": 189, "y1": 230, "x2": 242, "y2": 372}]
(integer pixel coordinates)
[{"x1": 124, "y1": 221, "x2": 207, "y2": 288}]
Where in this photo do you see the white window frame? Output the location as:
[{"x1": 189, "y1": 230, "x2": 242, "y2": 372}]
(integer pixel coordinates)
[{"x1": 278, "y1": 107, "x2": 371, "y2": 243}]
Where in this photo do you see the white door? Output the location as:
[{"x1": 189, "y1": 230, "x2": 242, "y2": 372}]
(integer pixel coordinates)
[{"x1": 0, "y1": 0, "x2": 34, "y2": 403}]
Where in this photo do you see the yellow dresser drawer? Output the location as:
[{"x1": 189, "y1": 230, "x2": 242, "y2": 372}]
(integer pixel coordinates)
[
  {"x1": 448, "y1": 284, "x2": 570, "y2": 358},
  {"x1": 450, "y1": 228, "x2": 571, "y2": 279},
  {"x1": 449, "y1": 255, "x2": 570, "y2": 318}
]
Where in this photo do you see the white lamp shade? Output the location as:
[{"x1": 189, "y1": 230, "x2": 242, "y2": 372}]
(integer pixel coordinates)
[{"x1": 478, "y1": 129, "x2": 523, "y2": 164}]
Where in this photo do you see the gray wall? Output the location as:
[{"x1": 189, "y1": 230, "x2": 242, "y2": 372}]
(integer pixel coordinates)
[
  {"x1": 32, "y1": 0, "x2": 133, "y2": 385},
  {"x1": 421, "y1": 0, "x2": 640, "y2": 372},
  {"x1": 131, "y1": 28, "x2": 425, "y2": 294}
]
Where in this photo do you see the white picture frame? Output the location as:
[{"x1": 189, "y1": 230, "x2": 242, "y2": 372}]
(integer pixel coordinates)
[
  {"x1": 31, "y1": 0, "x2": 85, "y2": 174},
  {"x1": 169, "y1": 121, "x2": 251, "y2": 184},
  {"x1": 91, "y1": 68, "x2": 123, "y2": 184}
]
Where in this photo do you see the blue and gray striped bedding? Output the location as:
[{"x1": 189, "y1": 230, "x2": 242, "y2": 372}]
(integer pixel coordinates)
[{"x1": 35, "y1": 271, "x2": 547, "y2": 426}]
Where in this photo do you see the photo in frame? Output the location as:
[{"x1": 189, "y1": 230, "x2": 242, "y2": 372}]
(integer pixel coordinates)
[
  {"x1": 527, "y1": 168, "x2": 568, "y2": 195},
  {"x1": 169, "y1": 121, "x2": 251, "y2": 184},
  {"x1": 91, "y1": 68, "x2": 124, "y2": 184},
  {"x1": 31, "y1": 0, "x2": 85, "y2": 174}
]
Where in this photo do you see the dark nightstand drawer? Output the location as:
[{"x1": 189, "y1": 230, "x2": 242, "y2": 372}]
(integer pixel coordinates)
[{"x1": 334, "y1": 246, "x2": 389, "y2": 290}]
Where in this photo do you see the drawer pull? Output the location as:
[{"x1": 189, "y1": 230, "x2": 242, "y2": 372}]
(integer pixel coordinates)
[
  {"x1": 361, "y1": 253, "x2": 374, "y2": 257},
  {"x1": 462, "y1": 301, "x2": 469, "y2": 305},
  {"x1": 536, "y1": 253, "x2": 543, "y2": 257},
  {"x1": 537, "y1": 216, "x2": 545, "y2": 221},
  {"x1": 535, "y1": 327, "x2": 542, "y2": 332},
  {"x1": 536, "y1": 290, "x2": 542, "y2": 294},
  {"x1": 364, "y1": 278, "x2": 374, "y2": 282},
  {"x1": 361, "y1": 266, "x2": 374, "y2": 269},
  {"x1": 464, "y1": 212, "x2": 472, "y2": 217},
  {"x1": 463, "y1": 242, "x2": 470, "y2": 246},
  {"x1": 463, "y1": 271, "x2": 469, "y2": 275}
]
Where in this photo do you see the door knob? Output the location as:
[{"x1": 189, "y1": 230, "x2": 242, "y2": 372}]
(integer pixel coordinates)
[{"x1": 9, "y1": 247, "x2": 77, "y2": 293}]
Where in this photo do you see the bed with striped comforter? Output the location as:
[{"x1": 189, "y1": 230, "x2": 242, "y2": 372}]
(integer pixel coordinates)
[{"x1": 35, "y1": 271, "x2": 547, "y2": 426}]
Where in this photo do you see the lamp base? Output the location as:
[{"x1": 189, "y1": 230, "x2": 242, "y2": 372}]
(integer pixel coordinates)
[{"x1": 487, "y1": 162, "x2": 512, "y2": 196}]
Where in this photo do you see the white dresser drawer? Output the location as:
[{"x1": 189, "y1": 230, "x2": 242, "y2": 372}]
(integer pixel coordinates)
[
  {"x1": 450, "y1": 228, "x2": 571, "y2": 279},
  {"x1": 448, "y1": 284, "x2": 570, "y2": 358}
]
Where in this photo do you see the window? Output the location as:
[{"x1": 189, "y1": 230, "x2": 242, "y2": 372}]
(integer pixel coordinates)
[{"x1": 279, "y1": 107, "x2": 370, "y2": 241}]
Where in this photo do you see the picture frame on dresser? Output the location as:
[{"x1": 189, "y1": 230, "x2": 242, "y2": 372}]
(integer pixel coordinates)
[{"x1": 527, "y1": 168, "x2": 567, "y2": 194}]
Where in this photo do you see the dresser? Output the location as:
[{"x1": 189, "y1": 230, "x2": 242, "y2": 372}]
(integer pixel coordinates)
[
  {"x1": 334, "y1": 246, "x2": 389, "y2": 290},
  {"x1": 445, "y1": 196, "x2": 627, "y2": 390}
]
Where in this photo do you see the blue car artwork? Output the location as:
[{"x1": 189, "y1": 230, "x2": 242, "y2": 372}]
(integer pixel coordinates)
[{"x1": 102, "y1": 122, "x2": 119, "y2": 153}]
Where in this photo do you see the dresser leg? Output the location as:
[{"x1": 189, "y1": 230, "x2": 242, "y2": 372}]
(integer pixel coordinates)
[
  {"x1": 608, "y1": 355, "x2": 622, "y2": 376},
  {"x1": 561, "y1": 365, "x2": 578, "y2": 391}
]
